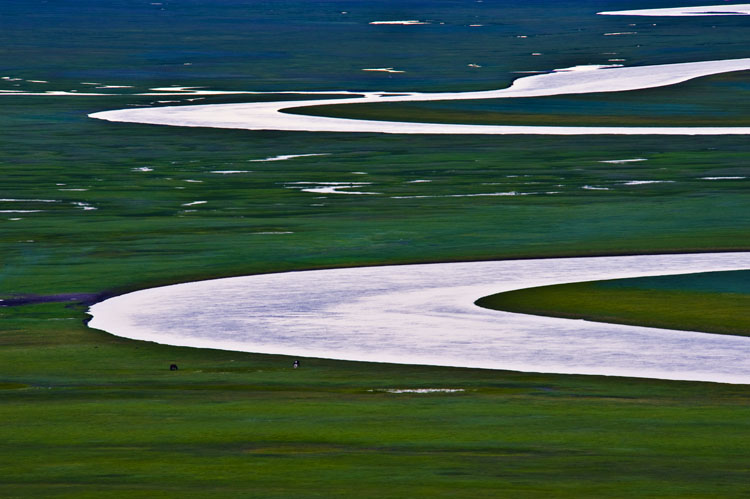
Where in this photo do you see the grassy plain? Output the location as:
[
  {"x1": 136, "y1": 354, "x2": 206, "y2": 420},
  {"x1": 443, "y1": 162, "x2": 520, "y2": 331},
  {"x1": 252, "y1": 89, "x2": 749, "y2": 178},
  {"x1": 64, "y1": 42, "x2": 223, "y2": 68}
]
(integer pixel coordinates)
[
  {"x1": 476, "y1": 270, "x2": 750, "y2": 337},
  {"x1": 2, "y1": 0, "x2": 750, "y2": 496},
  {"x1": 3, "y1": 302, "x2": 750, "y2": 498},
  {"x1": 2, "y1": 93, "x2": 750, "y2": 496},
  {"x1": 2, "y1": 94, "x2": 749, "y2": 297}
]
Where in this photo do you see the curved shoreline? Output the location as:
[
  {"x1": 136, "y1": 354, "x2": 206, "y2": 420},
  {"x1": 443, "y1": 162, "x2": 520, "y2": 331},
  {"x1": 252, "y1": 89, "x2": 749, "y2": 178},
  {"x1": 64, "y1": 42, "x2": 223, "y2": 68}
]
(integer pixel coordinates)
[
  {"x1": 89, "y1": 252, "x2": 750, "y2": 384},
  {"x1": 89, "y1": 58, "x2": 750, "y2": 135}
]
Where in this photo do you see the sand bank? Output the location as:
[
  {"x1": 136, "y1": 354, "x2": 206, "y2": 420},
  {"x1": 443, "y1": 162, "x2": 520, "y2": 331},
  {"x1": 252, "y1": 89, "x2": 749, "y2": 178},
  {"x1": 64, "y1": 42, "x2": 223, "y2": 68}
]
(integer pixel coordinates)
[
  {"x1": 369, "y1": 20, "x2": 428, "y2": 25},
  {"x1": 249, "y1": 153, "x2": 329, "y2": 162}
]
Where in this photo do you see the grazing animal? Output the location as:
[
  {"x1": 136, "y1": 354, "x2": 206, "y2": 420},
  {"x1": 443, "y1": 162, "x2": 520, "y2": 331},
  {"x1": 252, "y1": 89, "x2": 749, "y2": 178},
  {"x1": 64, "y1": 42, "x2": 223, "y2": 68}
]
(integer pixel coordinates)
[
  {"x1": 170, "y1": 364, "x2": 178, "y2": 371},
  {"x1": 293, "y1": 360, "x2": 299, "y2": 369}
]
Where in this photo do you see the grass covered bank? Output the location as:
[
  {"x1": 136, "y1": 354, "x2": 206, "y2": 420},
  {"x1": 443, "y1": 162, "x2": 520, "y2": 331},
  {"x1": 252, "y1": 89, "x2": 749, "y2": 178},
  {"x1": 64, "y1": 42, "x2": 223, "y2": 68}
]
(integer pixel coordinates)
[
  {"x1": 288, "y1": 71, "x2": 750, "y2": 127},
  {"x1": 2, "y1": 302, "x2": 750, "y2": 497},
  {"x1": 476, "y1": 270, "x2": 750, "y2": 337},
  {"x1": 2, "y1": 94, "x2": 750, "y2": 297}
]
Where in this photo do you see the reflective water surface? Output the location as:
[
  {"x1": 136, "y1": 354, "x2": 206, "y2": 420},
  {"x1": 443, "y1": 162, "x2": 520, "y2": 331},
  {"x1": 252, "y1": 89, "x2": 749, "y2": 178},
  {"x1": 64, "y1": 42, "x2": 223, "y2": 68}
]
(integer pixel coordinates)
[{"x1": 89, "y1": 253, "x2": 750, "y2": 384}]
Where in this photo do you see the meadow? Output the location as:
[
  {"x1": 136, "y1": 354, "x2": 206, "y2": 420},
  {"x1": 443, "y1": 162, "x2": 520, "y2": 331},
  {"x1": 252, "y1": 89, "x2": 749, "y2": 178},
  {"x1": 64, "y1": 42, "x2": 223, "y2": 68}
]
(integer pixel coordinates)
[
  {"x1": 1, "y1": 0, "x2": 749, "y2": 496},
  {"x1": 3, "y1": 301, "x2": 750, "y2": 498},
  {"x1": 3, "y1": 95, "x2": 749, "y2": 296},
  {"x1": 477, "y1": 270, "x2": 750, "y2": 337}
]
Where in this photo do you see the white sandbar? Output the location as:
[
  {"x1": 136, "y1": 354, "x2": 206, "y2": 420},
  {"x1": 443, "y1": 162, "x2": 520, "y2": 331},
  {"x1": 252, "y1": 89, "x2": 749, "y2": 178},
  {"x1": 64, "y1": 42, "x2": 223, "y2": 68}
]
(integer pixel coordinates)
[
  {"x1": 89, "y1": 252, "x2": 750, "y2": 384},
  {"x1": 599, "y1": 158, "x2": 648, "y2": 164},
  {"x1": 249, "y1": 153, "x2": 329, "y2": 162},
  {"x1": 285, "y1": 181, "x2": 377, "y2": 194},
  {"x1": 362, "y1": 68, "x2": 405, "y2": 73},
  {"x1": 89, "y1": 59, "x2": 750, "y2": 135},
  {"x1": 369, "y1": 20, "x2": 429, "y2": 25},
  {"x1": 0, "y1": 198, "x2": 60, "y2": 202}
]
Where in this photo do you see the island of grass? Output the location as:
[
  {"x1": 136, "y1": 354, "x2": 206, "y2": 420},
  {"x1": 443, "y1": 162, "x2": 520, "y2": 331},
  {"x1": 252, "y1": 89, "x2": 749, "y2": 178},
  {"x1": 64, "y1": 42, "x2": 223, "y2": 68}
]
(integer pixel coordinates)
[
  {"x1": 287, "y1": 71, "x2": 750, "y2": 128},
  {"x1": 476, "y1": 269, "x2": 750, "y2": 337}
]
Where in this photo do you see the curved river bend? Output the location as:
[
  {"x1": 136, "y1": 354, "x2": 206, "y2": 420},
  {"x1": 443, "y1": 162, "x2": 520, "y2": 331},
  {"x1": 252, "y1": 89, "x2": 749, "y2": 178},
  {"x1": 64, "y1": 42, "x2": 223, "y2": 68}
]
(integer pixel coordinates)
[
  {"x1": 89, "y1": 252, "x2": 750, "y2": 384},
  {"x1": 89, "y1": 58, "x2": 750, "y2": 135}
]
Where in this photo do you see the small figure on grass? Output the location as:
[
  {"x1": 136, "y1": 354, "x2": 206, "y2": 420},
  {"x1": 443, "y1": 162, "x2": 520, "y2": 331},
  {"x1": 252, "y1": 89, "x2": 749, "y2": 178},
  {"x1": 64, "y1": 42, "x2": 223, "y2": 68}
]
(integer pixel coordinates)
[
  {"x1": 293, "y1": 360, "x2": 300, "y2": 369},
  {"x1": 169, "y1": 364, "x2": 178, "y2": 371}
]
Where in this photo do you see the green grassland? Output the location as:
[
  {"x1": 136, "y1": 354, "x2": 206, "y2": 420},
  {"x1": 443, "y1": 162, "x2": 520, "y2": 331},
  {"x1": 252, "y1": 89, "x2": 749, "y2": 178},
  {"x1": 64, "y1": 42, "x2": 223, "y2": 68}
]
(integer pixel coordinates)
[
  {"x1": 2, "y1": 94, "x2": 750, "y2": 297},
  {"x1": 2, "y1": 1, "x2": 750, "y2": 495},
  {"x1": 3, "y1": 302, "x2": 750, "y2": 498},
  {"x1": 289, "y1": 71, "x2": 750, "y2": 127},
  {"x1": 2, "y1": 75, "x2": 750, "y2": 499},
  {"x1": 476, "y1": 270, "x2": 750, "y2": 337}
]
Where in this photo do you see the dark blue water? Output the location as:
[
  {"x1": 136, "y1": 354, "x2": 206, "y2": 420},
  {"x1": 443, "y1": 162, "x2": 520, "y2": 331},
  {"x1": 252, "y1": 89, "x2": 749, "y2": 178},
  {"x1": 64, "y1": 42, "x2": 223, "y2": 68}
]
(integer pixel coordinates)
[{"x1": 2, "y1": 0, "x2": 748, "y2": 93}]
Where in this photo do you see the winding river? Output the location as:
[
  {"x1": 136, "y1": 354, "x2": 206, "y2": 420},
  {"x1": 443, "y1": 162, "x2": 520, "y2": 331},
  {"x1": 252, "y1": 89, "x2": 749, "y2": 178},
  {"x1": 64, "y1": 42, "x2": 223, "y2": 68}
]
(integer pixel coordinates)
[
  {"x1": 87, "y1": 6, "x2": 750, "y2": 383},
  {"x1": 90, "y1": 58, "x2": 750, "y2": 135},
  {"x1": 89, "y1": 252, "x2": 750, "y2": 384}
]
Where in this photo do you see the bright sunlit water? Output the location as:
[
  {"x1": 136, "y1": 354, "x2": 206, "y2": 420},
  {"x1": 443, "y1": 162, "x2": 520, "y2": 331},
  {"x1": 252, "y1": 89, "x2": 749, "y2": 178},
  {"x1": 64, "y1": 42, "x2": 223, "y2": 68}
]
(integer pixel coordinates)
[{"x1": 90, "y1": 252, "x2": 750, "y2": 384}]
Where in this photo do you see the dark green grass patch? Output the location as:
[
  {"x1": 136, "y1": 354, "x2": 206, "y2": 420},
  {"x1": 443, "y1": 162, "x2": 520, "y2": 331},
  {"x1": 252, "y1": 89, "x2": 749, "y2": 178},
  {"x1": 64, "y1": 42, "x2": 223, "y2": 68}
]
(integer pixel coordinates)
[
  {"x1": 476, "y1": 270, "x2": 750, "y2": 336},
  {"x1": 289, "y1": 71, "x2": 750, "y2": 127}
]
